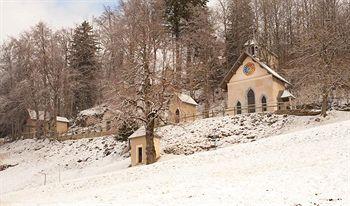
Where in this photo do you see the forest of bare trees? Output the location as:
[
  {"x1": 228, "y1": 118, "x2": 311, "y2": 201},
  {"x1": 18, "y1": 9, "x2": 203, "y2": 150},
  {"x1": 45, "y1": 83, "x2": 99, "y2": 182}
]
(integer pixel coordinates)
[{"x1": 0, "y1": 0, "x2": 349, "y2": 161}]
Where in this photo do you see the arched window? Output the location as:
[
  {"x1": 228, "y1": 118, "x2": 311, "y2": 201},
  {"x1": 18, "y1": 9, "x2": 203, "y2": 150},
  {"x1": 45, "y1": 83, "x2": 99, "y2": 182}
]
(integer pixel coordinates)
[
  {"x1": 236, "y1": 101, "x2": 242, "y2": 115},
  {"x1": 175, "y1": 109, "x2": 180, "y2": 123},
  {"x1": 261, "y1": 96, "x2": 267, "y2": 112},
  {"x1": 247, "y1": 89, "x2": 256, "y2": 113},
  {"x1": 249, "y1": 45, "x2": 258, "y2": 56}
]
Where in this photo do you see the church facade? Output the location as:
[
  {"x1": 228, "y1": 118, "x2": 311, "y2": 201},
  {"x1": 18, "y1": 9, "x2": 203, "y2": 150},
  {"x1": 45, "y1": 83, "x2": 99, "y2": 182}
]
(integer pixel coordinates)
[{"x1": 221, "y1": 41, "x2": 294, "y2": 114}]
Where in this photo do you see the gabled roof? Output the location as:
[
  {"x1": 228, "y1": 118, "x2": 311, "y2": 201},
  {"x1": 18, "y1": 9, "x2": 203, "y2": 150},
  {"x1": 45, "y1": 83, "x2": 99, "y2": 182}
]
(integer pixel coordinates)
[
  {"x1": 220, "y1": 52, "x2": 291, "y2": 90},
  {"x1": 128, "y1": 126, "x2": 161, "y2": 139},
  {"x1": 56, "y1": 116, "x2": 69, "y2": 123},
  {"x1": 27, "y1": 109, "x2": 69, "y2": 123},
  {"x1": 176, "y1": 93, "x2": 198, "y2": 106},
  {"x1": 244, "y1": 38, "x2": 258, "y2": 46},
  {"x1": 27, "y1": 109, "x2": 49, "y2": 121},
  {"x1": 128, "y1": 126, "x2": 146, "y2": 139},
  {"x1": 279, "y1": 90, "x2": 296, "y2": 99}
]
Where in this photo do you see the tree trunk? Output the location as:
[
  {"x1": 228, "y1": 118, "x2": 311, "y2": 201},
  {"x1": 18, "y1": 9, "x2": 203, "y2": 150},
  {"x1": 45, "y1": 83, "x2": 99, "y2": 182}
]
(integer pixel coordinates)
[
  {"x1": 34, "y1": 106, "x2": 41, "y2": 139},
  {"x1": 321, "y1": 90, "x2": 328, "y2": 117},
  {"x1": 51, "y1": 94, "x2": 59, "y2": 137},
  {"x1": 204, "y1": 85, "x2": 211, "y2": 118},
  {"x1": 175, "y1": 38, "x2": 182, "y2": 82},
  {"x1": 145, "y1": 118, "x2": 156, "y2": 164},
  {"x1": 143, "y1": 43, "x2": 157, "y2": 165},
  {"x1": 204, "y1": 100, "x2": 210, "y2": 118}
]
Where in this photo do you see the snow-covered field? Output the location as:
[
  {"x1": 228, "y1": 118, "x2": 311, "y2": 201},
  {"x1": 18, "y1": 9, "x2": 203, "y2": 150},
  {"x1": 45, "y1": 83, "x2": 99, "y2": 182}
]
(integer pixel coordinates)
[
  {"x1": 0, "y1": 136, "x2": 129, "y2": 194},
  {"x1": 1, "y1": 112, "x2": 349, "y2": 205}
]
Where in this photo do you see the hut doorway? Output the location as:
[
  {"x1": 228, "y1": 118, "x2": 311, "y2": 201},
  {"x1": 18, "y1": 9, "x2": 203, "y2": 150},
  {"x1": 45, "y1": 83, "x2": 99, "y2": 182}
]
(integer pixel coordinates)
[
  {"x1": 175, "y1": 109, "x2": 180, "y2": 123},
  {"x1": 138, "y1": 146, "x2": 143, "y2": 163}
]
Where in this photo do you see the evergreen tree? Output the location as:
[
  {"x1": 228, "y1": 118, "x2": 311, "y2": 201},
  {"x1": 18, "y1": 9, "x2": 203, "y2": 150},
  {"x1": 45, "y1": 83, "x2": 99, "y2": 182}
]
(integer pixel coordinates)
[
  {"x1": 226, "y1": 0, "x2": 254, "y2": 69},
  {"x1": 70, "y1": 21, "x2": 100, "y2": 114},
  {"x1": 184, "y1": 7, "x2": 222, "y2": 115},
  {"x1": 165, "y1": 0, "x2": 208, "y2": 39},
  {"x1": 164, "y1": 0, "x2": 208, "y2": 78}
]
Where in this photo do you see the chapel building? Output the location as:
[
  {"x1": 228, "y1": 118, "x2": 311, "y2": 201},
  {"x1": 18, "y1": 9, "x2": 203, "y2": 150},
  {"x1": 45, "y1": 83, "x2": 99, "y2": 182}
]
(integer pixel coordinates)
[{"x1": 220, "y1": 39, "x2": 295, "y2": 114}]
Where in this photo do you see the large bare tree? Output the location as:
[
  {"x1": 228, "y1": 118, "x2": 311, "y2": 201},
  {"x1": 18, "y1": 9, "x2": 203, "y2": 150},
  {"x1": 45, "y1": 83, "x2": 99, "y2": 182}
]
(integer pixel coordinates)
[
  {"x1": 116, "y1": 0, "x2": 174, "y2": 164},
  {"x1": 289, "y1": 0, "x2": 350, "y2": 116}
]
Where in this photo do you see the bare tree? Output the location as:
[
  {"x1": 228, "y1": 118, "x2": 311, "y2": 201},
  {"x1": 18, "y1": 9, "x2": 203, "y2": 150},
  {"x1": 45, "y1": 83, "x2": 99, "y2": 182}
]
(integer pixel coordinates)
[
  {"x1": 225, "y1": 0, "x2": 254, "y2": 68},
  {"x1": 116, "y1": 0, "x2": 174, "y2": 164},
  {"x1": 0, "y1": 23, "x2": 76, "y2": 138},
  {"x1": 289, "y1": 0, "x2": 350, "y2": 116},
  {"x1": 183, "y1": 6, "x2": 222, "y2": 114}
]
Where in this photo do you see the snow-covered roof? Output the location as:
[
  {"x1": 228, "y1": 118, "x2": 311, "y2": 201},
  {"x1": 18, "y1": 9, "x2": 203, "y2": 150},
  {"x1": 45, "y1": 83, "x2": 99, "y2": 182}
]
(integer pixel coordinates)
[
  {"x1": 56, "y1": 116, "x2": 69, "y2": 123},
  {"x1": 79, "y1": 105, "x2": 107, "y2": 116},
  {"x1": 280, "y1": 90, "x2": 295, "y2": 99},
  {"x1": 177, "y1": 93, "x2": 198, "y2": 106},
  {"x1": 220, "y1": 52, "x2": 291, "y2": 90},
  {"x1": 27, "y1": 109, "x2": 49, "y2": 121},
  {"x1": 128, "y1": 126, "x2": 161, "y2": 139},
  {"x1": 27, "y1": 109, "x2": 69, "y2": 122},
  {"x1": 244, "y1": 38, "x2": 258, "y2": 46},
  {"x1": 128, "y1": 126, "x2": 146, "y2": 139},
  {"x1": 258, "y1": 60, "x2": 291, "y2": 85}
]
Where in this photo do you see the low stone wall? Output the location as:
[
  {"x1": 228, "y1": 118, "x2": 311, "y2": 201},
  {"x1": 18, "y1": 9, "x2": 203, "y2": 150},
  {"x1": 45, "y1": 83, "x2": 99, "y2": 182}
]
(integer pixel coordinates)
[
  {"x1": 54, "y1": 130, "x2": 117, "y2": 141},
  {"x1": 17, "y1": 130, "x2": 117, "y2": 142},
  {"x1": 274, "y1": 109, "x2": 321, "y2": 116}
]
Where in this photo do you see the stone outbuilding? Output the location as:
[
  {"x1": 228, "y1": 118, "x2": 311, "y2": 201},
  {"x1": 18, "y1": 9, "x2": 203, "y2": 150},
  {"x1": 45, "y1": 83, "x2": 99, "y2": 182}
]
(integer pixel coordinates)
[
  {"x1": 168, "y1": 93, "x2": 198, "y2": 123},
  {"x1": 220, "y1": 40, "x2": 295, "y2": 115},
  {"x1": 128, "y1": 126, "x2": 161, "y2": 166},
  {"x1": 23, "y1": 109, "x2": 69, "y2": 137},
  {"x1": 56, "y1": 116, "x2": 69, "y2": 134}
]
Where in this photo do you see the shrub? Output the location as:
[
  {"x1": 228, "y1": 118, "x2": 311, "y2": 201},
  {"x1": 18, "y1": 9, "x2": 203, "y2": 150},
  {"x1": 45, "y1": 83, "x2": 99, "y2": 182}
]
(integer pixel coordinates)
[{"x1": 115, "y1": 120, "x2": 139, "y2": 142}]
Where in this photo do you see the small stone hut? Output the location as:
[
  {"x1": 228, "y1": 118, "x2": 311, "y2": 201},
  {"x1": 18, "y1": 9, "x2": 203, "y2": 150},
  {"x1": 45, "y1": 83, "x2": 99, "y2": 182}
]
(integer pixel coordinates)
[
  {"x1": 128, "y1": 126, "x2": 161, "y2": 166},
  {"x1": 56, "y1": 116, "x2": 69, "y2": 134},
  {"x1": 168, "y1": 93, "x2": 198, "y2": 123}
]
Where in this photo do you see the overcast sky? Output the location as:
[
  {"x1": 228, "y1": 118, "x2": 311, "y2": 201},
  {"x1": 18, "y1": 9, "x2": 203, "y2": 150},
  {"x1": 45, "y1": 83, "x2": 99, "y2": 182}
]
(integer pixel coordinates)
[
  {"x1": 0, "y1": 0, "x2": 219, "y2": 43},
  {"x1": 0, "y1": 0, "x2": 117, "y2": 43}
]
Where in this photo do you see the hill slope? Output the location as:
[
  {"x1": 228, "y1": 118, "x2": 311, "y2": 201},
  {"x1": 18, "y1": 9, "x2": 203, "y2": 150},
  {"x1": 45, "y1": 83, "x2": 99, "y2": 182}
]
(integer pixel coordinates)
[{"x1": 1, "y1": 119, "x2": 349, "y2": 205}]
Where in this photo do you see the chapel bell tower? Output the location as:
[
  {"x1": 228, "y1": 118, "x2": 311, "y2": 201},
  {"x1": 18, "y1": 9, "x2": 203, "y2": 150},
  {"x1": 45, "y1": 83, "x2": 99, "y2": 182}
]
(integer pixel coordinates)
[
  {"x1": 243, "y1": 38, "x2": 279, "y2": 70},
  {"x1": 244, "y1": 38, "x2": 259, "y2": 57}
]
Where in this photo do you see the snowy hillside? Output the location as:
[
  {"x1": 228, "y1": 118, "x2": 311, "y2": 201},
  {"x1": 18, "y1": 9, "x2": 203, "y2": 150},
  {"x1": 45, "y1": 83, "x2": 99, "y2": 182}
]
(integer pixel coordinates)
[
  {"x1": 0, "y1": 136, "x2": 129, "y2": 194},
  {"x1": 1, "y1": 113, "x2": 349, "y2": 205},
  {"x1": 158, "y1": 111, "x2": 349, "y2": 155}
]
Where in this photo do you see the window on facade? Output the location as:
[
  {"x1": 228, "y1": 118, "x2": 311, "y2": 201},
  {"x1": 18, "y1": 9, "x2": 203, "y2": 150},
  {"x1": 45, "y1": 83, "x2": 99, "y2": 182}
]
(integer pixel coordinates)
[
  {"x1": 249, "y1": 45, "x2": 258, "y2": 56},
  {"x1": 247, "y1": 89, "x2": 256, "y2": 113},
  {"x1": 250, "y1": 46, "x2": 254, "y2": 56},
  {"x1": 254, "y1": 46, "x2": 258, "y2": 56},
  {"x1": 236, "y1": 101, "x2": 242, "y2": 114},
  {"x1": 261, "y1": 96, "x2": 267, "y2": 112}
]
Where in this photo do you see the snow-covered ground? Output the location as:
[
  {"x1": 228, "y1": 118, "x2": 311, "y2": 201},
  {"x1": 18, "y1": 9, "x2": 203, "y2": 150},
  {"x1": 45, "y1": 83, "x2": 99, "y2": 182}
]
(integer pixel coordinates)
[
  {"x1": 158, "y1": 111, "x2": 350, "y2": 155},
  {"x1": 0, "y1": 136, "x2": 129, "y2": 194},
  {"x1": 1, "y1": 111, "x2": 349, "y2": 205}
]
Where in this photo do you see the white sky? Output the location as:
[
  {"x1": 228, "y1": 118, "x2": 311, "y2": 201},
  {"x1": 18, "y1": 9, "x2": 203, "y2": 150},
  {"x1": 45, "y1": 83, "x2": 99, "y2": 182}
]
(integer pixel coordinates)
[
  {"x1": 0, "y1": 0, "x2": 117, "y2": 43},
  {"x1": 0, "y1": 0, "x2": 219, "y2": 43}
]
